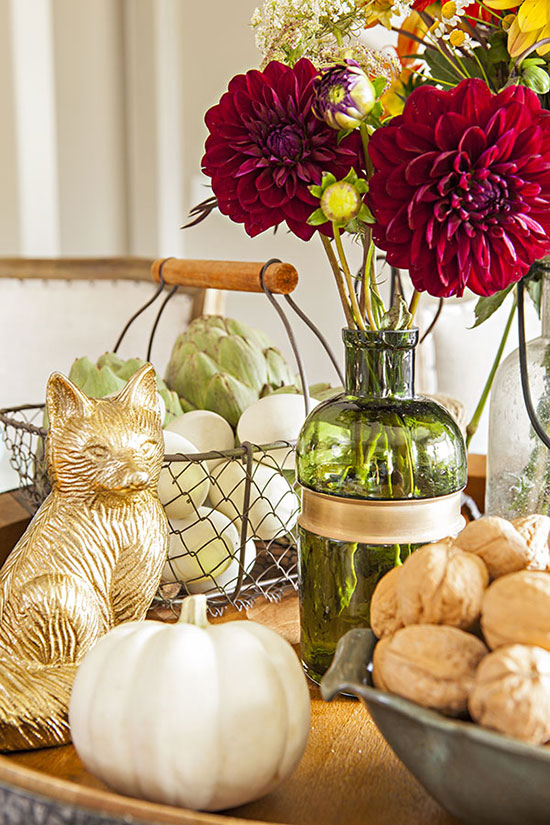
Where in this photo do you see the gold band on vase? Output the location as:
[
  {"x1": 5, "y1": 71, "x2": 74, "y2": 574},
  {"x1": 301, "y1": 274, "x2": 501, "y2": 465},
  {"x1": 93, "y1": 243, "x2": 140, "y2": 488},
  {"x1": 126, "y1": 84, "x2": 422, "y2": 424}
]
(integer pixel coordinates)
[{"x1": 298, "y1": 487, "x2": 465, "y2": 545}]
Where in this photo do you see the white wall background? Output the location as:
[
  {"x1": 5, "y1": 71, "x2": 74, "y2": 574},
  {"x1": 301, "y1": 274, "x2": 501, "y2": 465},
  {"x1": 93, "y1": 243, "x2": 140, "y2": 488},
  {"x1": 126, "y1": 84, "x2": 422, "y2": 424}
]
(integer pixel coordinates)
[{"x1": 0, "y1": 0, "x2": 541, "y2": 464}]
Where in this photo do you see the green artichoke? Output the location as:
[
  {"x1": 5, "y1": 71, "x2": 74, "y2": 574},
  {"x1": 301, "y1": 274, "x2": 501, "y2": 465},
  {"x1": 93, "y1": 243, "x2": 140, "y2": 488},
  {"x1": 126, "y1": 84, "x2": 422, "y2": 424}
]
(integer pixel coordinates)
[
  {"x1": 164, "y1": 316, "x2": 295, "y2": 427},
  {"x1": 68, "y1": 353, "x2": 183, "y2": 425}
]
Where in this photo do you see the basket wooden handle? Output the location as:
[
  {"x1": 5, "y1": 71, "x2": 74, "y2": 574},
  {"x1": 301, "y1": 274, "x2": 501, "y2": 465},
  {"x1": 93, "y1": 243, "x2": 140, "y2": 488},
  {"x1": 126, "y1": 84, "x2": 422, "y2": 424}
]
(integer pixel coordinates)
[{"x1": 151, "y1": 258, "x2": 298, "y2": 294}]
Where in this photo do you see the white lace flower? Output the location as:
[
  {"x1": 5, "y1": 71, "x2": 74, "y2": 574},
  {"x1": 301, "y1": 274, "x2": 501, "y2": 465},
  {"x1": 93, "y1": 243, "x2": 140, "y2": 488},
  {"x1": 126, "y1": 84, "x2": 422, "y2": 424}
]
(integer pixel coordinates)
[{"x1": 250, "y1": 0, "x2": 399, "y2": 72}]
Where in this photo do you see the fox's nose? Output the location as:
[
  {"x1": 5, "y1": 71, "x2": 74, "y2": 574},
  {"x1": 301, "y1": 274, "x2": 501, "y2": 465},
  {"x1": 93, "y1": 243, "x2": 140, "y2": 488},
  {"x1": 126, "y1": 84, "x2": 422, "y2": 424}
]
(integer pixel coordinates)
[{"x1": 127, "y1": 471, "x2": 150, "y2": 489}]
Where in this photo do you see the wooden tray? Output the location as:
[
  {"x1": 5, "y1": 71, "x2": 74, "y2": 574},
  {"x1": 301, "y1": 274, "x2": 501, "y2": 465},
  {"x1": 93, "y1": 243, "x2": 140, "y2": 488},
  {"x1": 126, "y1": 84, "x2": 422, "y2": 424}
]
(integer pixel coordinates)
[
  {"x1": 0, "y1": 465, "x2": 487, "y2": 825},
  {"x1": 0, "y1": 597, "x2": 463, "y2": 825}
]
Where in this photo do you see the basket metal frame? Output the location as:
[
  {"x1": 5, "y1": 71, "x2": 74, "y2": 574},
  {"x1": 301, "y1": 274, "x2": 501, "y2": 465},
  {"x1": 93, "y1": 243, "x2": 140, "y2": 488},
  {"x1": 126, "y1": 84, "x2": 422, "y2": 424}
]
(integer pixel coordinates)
[{"x1": 0, "y1": 260, "x2": 344, "y2": 615}]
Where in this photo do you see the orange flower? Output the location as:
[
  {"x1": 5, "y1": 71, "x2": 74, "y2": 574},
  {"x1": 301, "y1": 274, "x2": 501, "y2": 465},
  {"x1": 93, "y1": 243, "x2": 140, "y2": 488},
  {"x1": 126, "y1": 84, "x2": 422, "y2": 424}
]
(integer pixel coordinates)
[
  {"x1": 380, "y1": 66, "x2": 418, "y2": 117},
  {"x1": 397, "y1": 11, "x2": 428, "y2": 66}
]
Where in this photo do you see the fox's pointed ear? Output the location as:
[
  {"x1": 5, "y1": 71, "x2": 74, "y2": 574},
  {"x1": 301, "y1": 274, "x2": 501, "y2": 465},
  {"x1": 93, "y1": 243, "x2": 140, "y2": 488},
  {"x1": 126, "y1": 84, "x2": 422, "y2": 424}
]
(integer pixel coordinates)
[
  {"x1": 46, "y1": 372, "x2": 94, "y2": 428},
  {"x1": 117, "y1": 363, "x2": 160, "y2": 418}
]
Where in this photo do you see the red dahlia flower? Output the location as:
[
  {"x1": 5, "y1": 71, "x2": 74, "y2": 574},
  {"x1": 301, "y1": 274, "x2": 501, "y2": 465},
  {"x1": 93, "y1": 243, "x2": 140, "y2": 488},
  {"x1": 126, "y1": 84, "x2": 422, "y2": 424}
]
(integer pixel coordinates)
[
  {"x1": 202, "y1": 59, "x2": 364, "y2": 241},
  {"x1": 368, "y1": 79, "x2": 550, "y2": 297}
]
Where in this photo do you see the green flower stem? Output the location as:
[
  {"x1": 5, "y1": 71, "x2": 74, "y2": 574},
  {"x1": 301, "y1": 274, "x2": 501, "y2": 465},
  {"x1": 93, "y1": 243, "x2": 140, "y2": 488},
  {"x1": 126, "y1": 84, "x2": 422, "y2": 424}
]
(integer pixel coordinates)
[
  {"x1": 367, "y1": 241, "x2": 381, "y2": 300},
  {"x1": 463, "y1": 13, "x2": 499, "y2": 30},
  {"x1": 514, "y1": 38, "x2": 550, "y2": 69},
  {"x1": 393, "y1": 544, "x2": 402, "y2": 566},
  {"x1": 320, "y1": 234, "x2": 355, "y2": 328},
  {"x1": 359, "y1": 122, "x2": 372, "y2": 178},
  {"x1": 466, "y1": 293, "x2": 517, "y2": 449},
  {"x1": 407, "y1": 66, "x2": 455, "y2": 87},
  {"x1": 419, "y1": 12, "x2": 469, "y2": 80},
  {"x1": 408, "y1": 290, "x2": 421, "y2": 327},
  {"x1": 333, "y1": 224, "x2": 370, "y2": 330},
  {"x1": 470, "y1": 47, "x2": 493, "y2": 88}
]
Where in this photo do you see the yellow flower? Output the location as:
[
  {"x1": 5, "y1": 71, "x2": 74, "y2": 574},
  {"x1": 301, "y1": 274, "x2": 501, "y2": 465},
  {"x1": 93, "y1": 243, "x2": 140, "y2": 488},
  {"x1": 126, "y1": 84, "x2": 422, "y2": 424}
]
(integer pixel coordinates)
[
  {"x1": 441, "y1": 1, "x2": 457, "y2": 17},
  {"x1": 485, "y1": 0, "x2": 550, "y2": 57},
  {"x1": 449, "y1": 29, "x2": 466, "y2": 47},
  {"x1": 358, "y1": 0, "x2": 397, "y2": 29},
  {"x1": 380, "y1": 68, "x2": 413, "y2": 117}
]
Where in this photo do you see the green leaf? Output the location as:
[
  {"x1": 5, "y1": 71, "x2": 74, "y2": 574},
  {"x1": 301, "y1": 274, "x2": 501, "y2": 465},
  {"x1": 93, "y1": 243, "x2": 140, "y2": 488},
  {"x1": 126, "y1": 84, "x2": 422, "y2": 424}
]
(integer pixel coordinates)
[
  {"x1": 471, "y1": 284, "x2": 514, "y2": 328},
  {"x1": 337, "y1": 128, "x2": 353, "y2": 145},
  {"x1": 372, "y1": 77, "x2": 387, "y2": 98},
  {"x1": 308, "y1": 184, "x2": 323, "y2": 198},
  {"x1": 487, "y1": 41, "x2": 509, "y2": 64},
  {"x1": 379, "y1": 295, "x2": 412, "y2": 330},
  {"x1": 357, "y1": 203, "x2": 374, "y2": 223},
  {"x1": 321, "y1": 172, "x2": 337, "y2": 188},
  {"x1": 423, "y1": 47, "x2": 464, "y2": 86},
  {"x1": 355, "y1": 179, "x2": 369, "y2": 194},
  {"x1": 307, "y1": 207, "x2": 329, "y2": 226},
  {"x1": 523, "y1": 57, "x2": 546, "y2": 67},
  {"x1": 370, "y1": 284, "x2": 386, "y2": 327},
  {"x1": 527, "y1": 276, "x2": 543, "y2": 318},
  {"x1": 343, "y1": 168, "x2": 358, "y2": 184}
]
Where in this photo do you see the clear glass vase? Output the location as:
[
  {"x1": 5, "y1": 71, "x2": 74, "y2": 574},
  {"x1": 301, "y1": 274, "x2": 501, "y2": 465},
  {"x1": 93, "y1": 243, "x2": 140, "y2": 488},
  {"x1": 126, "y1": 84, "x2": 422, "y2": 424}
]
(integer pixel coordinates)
[
  {"x1": 486, "y1": 261, "x2": 550, "y2": 518},
  {"x1": 296, "y1": 328, "x2": 467, "y2": 683}
]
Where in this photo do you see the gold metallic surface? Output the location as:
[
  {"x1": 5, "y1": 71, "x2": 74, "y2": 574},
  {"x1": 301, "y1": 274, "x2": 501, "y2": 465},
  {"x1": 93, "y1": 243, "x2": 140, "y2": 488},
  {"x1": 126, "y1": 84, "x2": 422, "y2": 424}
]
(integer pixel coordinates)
[
  {"x1": 0, "y1": 365, "x2": 169, "y2": 751},
  {"x1": 299, "y1": 487, "x2": 465, "y2": 545}
]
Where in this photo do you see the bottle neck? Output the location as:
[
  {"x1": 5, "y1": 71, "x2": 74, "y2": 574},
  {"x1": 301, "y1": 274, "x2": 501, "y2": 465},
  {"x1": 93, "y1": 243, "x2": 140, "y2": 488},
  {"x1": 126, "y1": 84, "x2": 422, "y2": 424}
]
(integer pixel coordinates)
[{"x1": 343, "y1": 329, "x2": 418, "y2": 399}]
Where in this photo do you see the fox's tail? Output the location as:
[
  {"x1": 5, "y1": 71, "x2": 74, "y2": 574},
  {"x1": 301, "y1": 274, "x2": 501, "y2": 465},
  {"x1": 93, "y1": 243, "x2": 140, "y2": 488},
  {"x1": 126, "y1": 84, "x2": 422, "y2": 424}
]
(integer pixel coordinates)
[{"x1": 0, "y1": 659, "x2": 77, "y2": 751}]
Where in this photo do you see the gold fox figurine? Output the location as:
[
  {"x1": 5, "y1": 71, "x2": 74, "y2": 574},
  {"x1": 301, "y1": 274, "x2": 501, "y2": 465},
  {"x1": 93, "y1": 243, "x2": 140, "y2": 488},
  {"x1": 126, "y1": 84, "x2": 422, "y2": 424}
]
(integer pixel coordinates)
[{"x1": 0, "y1": 364, "x2": 169, "y2": 751}]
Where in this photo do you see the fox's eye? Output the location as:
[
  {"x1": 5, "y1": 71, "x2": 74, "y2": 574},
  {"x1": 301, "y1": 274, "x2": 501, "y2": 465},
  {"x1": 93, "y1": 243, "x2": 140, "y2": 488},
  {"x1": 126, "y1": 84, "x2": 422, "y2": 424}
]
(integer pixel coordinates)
[
  {"x1": 142, "y1": 440, "x2": 158, "y2": 455},
  {"x1": 87, "y1": 445, "x2": 109, "y2": 460}
]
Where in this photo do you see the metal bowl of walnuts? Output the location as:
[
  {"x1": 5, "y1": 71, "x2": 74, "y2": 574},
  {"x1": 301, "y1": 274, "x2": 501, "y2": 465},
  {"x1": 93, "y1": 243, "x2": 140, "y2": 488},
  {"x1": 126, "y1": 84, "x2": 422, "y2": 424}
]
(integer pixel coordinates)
[{"x1": 321, "y1": 629, "x2": 550, "y2": 825}]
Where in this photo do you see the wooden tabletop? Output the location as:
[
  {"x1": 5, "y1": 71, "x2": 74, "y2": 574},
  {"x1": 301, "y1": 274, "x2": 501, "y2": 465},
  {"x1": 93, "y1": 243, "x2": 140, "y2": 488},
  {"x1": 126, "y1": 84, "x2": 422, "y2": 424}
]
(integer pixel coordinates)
[
  {"x1": 0, "y1": 467, "x2": 488, "y2": 825},
  {"x1": 0, "y1": 595, "x2": 463, "y2": 825}
]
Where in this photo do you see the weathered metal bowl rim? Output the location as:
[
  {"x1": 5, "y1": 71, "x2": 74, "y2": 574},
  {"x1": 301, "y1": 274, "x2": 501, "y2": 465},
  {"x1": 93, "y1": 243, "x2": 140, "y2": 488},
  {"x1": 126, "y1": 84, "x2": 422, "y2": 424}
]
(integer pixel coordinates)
[{"x1": 359, "y1": 684, "x2": 550, "y2": 760}]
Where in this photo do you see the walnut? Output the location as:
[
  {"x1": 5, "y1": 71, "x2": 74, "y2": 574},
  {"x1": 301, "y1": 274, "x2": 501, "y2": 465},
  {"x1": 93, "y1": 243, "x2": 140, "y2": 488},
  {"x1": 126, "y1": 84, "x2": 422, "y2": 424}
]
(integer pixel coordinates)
[
  {"x1": 372, "y1": 624, "x2": 488, "y2": 716},
  {"x1": 370, "y1": 566, "x2": 403, "y2": 639},
  {"x1": 481, "y1": 570, "x2": 550, "y2": 650},
  {"x1": 396, "y1": 538, "x2": 488, "y2": 630},
  {"x1": 469, "y1": 645, "x2": 550, "y2": 744},
  {"x1": 512, "y1": 515, "x2": 550, "y2": 572},
  {"x1": 454, "y1": 515, "x2": 545, "y2": 579}
]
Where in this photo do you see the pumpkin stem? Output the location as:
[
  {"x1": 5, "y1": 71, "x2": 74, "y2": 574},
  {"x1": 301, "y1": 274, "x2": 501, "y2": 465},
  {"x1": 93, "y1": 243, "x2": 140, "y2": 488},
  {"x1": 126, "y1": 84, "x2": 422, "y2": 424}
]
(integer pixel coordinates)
[{"x1": 178, "y1": 594, "x2": 210, "y2": 628}]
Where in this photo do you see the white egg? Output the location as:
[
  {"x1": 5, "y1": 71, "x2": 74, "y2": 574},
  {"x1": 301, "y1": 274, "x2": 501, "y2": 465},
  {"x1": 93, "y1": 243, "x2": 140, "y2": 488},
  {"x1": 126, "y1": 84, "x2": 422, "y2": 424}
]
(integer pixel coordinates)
[
  {"x1": 162, "y1": 507, "x2": 256, "y2": 595},
  {"x1": 210, "y1": 460, "x2": 299, "y2": 542},
  {"x1": 165, "y1": 410, "x2": 234, "y2": 471},
  {"x1": 237, "y1": 394, "x2": 318, "y2": 471},
  {"x1": 158, "y1": 431, "x2": 210, "y2": 519}
]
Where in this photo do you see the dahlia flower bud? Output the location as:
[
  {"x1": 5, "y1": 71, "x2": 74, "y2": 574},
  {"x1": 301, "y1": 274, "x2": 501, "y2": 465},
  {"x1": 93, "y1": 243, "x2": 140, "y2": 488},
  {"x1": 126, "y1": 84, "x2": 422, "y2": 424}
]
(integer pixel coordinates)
[
  {"x1": 321, "y1": 182, "x2": 362, "y2": 224},
  {"x1": 308, "y1": 168, "x2": 373, "y2": 229},
  {"x1": 313, "y1": 60, "x2": 376, "y2": 131}
]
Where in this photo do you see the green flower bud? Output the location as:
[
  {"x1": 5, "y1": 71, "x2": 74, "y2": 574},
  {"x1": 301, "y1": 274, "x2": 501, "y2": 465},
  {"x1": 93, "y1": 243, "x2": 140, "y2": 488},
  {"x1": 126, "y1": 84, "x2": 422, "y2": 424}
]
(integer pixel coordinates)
[
  {"x1": 521, "y1": 65, "x2": 550, "y2": 95},
  {"x1": 320, "y1": 181, "x2": 362, "y2": 225}
]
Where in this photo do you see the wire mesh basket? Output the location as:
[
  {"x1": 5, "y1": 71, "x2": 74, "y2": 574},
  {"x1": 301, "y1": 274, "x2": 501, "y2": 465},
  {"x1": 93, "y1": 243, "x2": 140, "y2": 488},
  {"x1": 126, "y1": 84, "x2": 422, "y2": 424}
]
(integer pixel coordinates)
[
  {"x1": 0, "y1": 258, "x2": 337, "y2": 616},
  {"x1": 0, "y1": 402, "x2": 300, "y2": 616}
]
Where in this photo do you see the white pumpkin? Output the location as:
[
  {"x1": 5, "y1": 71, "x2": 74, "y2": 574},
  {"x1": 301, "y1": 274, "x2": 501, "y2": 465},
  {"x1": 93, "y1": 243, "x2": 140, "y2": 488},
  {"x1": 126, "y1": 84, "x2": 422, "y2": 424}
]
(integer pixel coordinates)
[
  {"x1": 209, "y1": 459, "x2": 299, "y2": 541},
  {"x1": 163, "y1": 507, "x2": 257, "y2": 594},
  {"x1": 237, "y1": 394, "x2": 318, "y2": 471},
  {"x1": 158, "y1": 430, "x2": 210, "y2": 518},
  {"x1": 165, "y1": 410, "x2": 234, "y2": 471},
  {"x1": 69, "y1": 595, "x2": 311, "y2": 811}
]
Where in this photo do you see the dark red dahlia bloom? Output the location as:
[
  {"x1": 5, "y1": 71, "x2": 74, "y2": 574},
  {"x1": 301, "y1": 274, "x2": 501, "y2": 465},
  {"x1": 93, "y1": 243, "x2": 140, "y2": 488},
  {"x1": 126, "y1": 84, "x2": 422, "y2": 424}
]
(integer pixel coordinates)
[
  {"x1": 368, "y1": 78, "x2": 550, "y2": 297},
  {"x1": 202, "y1": 58, "x2": 364, "y2": 241}
]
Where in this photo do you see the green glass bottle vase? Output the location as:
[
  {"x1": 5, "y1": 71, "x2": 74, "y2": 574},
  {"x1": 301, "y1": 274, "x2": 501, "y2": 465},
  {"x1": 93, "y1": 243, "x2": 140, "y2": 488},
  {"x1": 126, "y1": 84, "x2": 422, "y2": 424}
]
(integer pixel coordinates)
[{"x1": 296, "y1": 328, "x2": 467, "y2": 683}]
